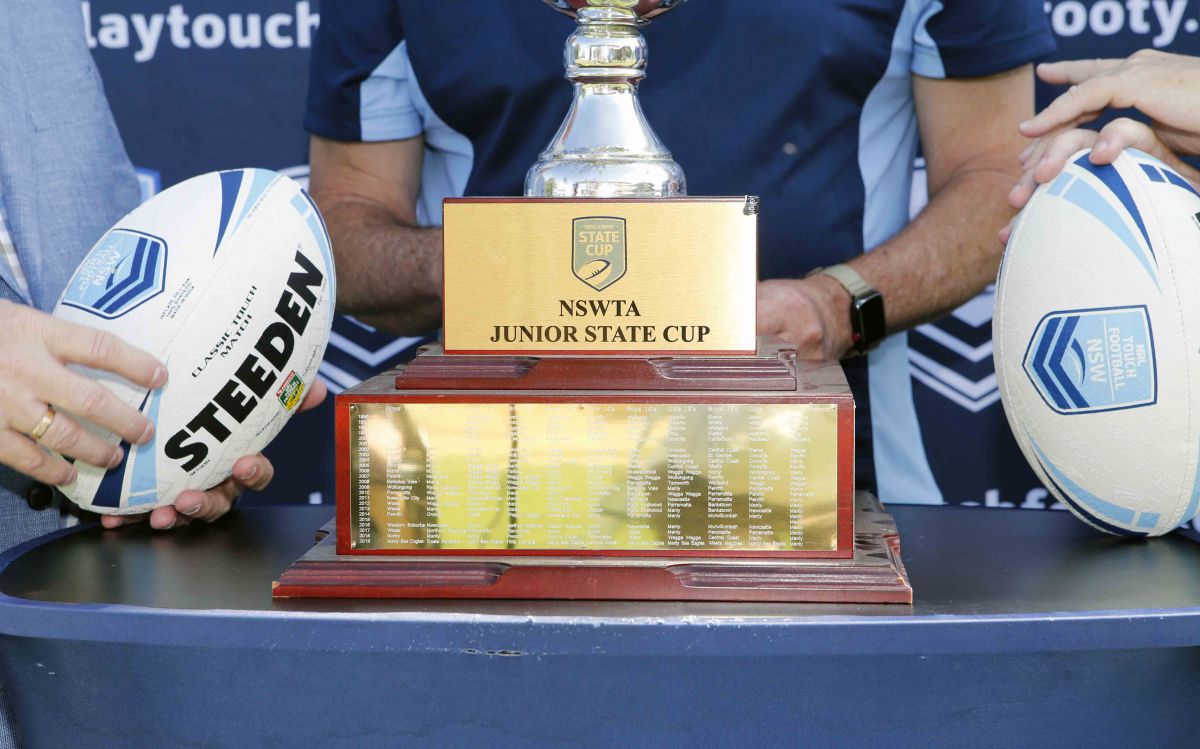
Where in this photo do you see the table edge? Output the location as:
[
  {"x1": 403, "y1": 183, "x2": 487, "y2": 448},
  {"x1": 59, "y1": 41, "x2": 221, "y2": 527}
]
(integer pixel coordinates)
[{"x1": 2, "y1": 521, "x2": 1199, "y2": 657}]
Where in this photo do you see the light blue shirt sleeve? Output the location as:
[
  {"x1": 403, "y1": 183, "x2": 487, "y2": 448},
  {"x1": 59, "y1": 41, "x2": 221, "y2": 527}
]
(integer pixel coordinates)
[{"x1": 359, "y1": 41, "x2": 425, "y2": 142}]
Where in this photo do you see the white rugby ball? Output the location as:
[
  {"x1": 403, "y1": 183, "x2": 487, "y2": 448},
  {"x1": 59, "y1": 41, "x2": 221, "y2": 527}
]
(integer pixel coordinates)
[
  {"x1": 52, "y1": 169, "x2": 335, "y2": 514},
  {"x1": 995, "y1": 148, "x2": 1200, "y2": 536}
]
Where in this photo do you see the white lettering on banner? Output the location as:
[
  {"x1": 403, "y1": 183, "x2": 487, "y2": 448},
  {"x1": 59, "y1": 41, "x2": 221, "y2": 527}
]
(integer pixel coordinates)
[
  {"x1": 96, "y1": 14, "x2": 127, "y2": 47},
  {"x1": 166, "y1": 4, "x2": 190, "y2": 49},
  {"x1": 959, "y1": 488, "x2": 1066, "y2": 510},
  {"x1": 1154, "y1": 0, "x2": 1191, "y2": 44},
  {"x1": 1092, "y1": 0, "x2": 1126, "y2": 35},
  {"x1": 230, "y1": 15, "x2": 263, "y2": 49},
  {"x1": 130, "y1": 13, "x2": 165, "y2": 63},
  {"x1": 81, "y1": 2, "x2": 319, "y2": 62},
  {"x1": 1050, "y1": 1, "x2": 1089, "y2": 36},
  {"x1": 193, "y1": 14, "x2": 227, "y2": 49},
  {"x1": 1044, "y1": 0, "x2": 1195, "y2": 47},
  {"x1": 1128, "y1": 0, "x2": 1153, "y2": 32},
  {"x1": 1020, "y1": 488, "x2": 1052, "y2": 510},
  {"x1": 265, "y1": 13, "x2": 295, "y2": 49}
]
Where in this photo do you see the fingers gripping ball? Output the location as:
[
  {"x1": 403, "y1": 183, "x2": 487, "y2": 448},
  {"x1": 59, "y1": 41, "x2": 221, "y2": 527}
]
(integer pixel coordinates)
[
  {"x1": 995, "y1": 148, "x2": 1200, "y2": 536},
  {"x1": 52, "y1": 169, "x2": 336, "y2": 514}
]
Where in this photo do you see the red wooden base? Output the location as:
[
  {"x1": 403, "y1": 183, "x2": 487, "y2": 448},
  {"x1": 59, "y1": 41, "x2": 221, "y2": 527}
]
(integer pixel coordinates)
[{"x1": 272, "y1": 492, "x2": 911, "y2": 604}]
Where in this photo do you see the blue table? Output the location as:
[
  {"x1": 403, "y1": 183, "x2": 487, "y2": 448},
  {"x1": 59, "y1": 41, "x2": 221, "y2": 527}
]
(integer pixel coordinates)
[{"x1": 2, "y1": 505, "x2": 1198, "y2": 748}]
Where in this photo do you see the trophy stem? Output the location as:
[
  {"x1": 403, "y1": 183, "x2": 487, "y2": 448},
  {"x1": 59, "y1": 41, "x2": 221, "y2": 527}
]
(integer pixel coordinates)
[{"x1": 525, "y1": 8, "x2": 686, "y2": 198}]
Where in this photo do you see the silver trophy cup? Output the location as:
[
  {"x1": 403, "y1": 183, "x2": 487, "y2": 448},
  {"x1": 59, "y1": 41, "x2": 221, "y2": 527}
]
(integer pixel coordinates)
[{"x1": 525, "y1": 0, "x2": 689, "y2": 198}]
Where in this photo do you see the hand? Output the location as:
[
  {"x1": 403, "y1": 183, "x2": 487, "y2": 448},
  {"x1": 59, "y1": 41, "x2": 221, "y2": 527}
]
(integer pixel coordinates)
[
  {"x1": 0, "y1": 300, "x2": 165, "y2": 486},
  {"x1": 100, "y1": 379, "x2": 328, "y2": 530},
  {"x1": 1004, "y1": 50, "x2": 1200, "y2": 240},
  {"x1": 756, "y1": 275, "x2": 852, "y2": 360},
  {"x1": 1001, "y1": 119, "x2": 1200, "y2": 244},
  {"x1": 1020, "y1": 51, "x2": 1200, "y2": 157}
]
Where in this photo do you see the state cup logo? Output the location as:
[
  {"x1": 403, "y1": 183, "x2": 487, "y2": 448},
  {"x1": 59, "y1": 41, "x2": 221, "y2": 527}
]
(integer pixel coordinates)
[
  {"x1": 1023, "y1": 305, "x2": 1158, "y2": 415},
  {"x1": 61, "y1": 228, "x2": 168, "y2": 319},
  {"x1": 572, "y1": 216, "x2": 627, "y2": 292}
]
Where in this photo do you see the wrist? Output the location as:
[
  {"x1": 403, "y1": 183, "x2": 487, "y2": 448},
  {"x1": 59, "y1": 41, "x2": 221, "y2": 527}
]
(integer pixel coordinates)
[
  {"x1": 804, "y1": 273, "x2": 855, "y2": 359},
  {"x1": 808, "y1": 263, "x2": 888, "y2": 357}
]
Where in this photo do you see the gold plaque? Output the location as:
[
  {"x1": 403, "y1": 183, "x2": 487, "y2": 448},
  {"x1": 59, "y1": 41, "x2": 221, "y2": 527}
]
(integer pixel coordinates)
[
  {"x1": 346, "y1": 401, "x2": 838, "y2": 553},
  {"x1": 442, "y1": 198, "x2": 758, "y2": 355}
]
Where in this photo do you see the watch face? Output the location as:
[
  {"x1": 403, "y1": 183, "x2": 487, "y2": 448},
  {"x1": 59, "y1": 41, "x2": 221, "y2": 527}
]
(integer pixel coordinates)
[{"x1": 853, "y1": 291, "x2": 886, "y2": 353}]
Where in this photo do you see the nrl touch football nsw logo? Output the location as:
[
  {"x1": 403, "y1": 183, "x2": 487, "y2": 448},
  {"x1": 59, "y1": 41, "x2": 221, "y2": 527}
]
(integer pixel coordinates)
[{"x1": 573, "y1": 216, "x2": 627, "y2": 291}]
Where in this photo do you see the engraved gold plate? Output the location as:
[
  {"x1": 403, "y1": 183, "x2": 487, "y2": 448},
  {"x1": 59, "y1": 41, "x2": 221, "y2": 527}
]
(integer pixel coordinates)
[
  {"x1": 347, "y1": 401, "x2": 838, "y2": 553},
  {"x1": 442, "y1": 198, "x2": 758, "y2": 355}
]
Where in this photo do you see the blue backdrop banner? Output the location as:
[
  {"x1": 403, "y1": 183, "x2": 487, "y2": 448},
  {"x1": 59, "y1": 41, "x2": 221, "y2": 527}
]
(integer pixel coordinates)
[{"x1": 82, "y1": 1, "x2": 1200, "y2": 531}]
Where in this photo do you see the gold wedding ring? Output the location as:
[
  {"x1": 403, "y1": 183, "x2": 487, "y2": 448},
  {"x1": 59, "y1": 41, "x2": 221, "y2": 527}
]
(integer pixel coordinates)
[{"x1": 29, "y1": 406, "x2": 56, "y2": 442}]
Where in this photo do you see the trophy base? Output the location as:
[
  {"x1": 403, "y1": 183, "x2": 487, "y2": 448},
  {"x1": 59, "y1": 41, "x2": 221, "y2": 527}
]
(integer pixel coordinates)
[
  {"x1": 272, "y1": 491, "x2": 912, "y2": 604},
  {"x1": 335, "y1": 341, "x2": 857, "y2": 558}
]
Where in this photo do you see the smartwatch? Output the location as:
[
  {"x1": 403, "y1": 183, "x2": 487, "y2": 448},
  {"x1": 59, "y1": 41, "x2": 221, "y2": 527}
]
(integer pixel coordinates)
[{"x1": 808, "y1": 264, "x2": 886, "y2": 356}]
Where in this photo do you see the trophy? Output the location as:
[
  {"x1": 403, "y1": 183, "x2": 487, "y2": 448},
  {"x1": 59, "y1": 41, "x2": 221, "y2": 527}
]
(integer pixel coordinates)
[
  {"x1": 273, "y1": 0, "x2": 911, "y2": 603},
  {"x1": 526, "y1": 0, "x2": 687, "y2": 198}
]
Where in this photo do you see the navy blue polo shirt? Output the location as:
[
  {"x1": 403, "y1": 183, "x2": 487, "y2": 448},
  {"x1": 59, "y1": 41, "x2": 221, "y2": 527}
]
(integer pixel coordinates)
[{"x1": 305, "y1": 0, "x2": 1054, "y2": 504}]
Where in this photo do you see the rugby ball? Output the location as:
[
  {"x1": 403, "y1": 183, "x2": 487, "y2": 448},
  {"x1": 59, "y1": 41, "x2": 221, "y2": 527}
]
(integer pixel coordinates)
[
  {"x1": 995, "y1": 148, "x2": 1200, "y2": 536},
  {"x1": 53, "y1": 169, "x2": 335, "y2": 514}
]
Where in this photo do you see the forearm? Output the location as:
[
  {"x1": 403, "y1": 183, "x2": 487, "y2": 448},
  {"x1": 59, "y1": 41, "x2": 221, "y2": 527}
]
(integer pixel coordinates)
[
  {"x1": 758, "y1": 67, "x2": 1030, "y2": 360},
  {"x1": 320, "y1": 199, "x2": 443, "y2": 335},
  {"x1": 848, "y1": 164, "x2": 1017, "y2": 333},
  {"x1": 307, "y1": 134, "x2": 443, "y2": 335}
]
